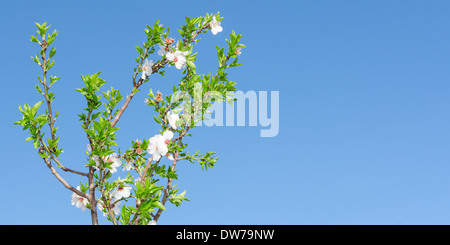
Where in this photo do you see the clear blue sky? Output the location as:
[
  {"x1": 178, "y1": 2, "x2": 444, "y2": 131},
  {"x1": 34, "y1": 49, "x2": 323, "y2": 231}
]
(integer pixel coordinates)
[{"x1": 1, "y1": 0, "x2": 450, "y2": 225}]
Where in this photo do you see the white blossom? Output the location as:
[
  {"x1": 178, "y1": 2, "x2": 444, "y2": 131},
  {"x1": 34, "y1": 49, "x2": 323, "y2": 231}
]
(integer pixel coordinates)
[
  {"x1": 210, "y1": 16, "x2": 223, "y2": 35},
  {"x1": 123, "y1": 158, "x2": 133, "y2": 171},
  {"x1": 112, "y1": 183, "x2": 132, "y2": 200},
  {"x1": 92, "y1": 155, "x2": 101, "y2": 169},
  {"x1": 89, "y1": 148, "x2": 122, "y2": 172},
  {"x1": 141, "y1": 59, "x2": 154, "y2": 80},
  {"x1": 147, "y1": 131, "x2": 174, "y2": 161},
  {"x1": 71, "y1": 186, "x2": 89, "y2": 212},
  {"x1": 134, "y1": 177, "x2": 141, "y2": 183},
  {"x1": 111, "y1": 201, "x2": 121, "y2": 215},
  {"x1": 147, "y1": 135, "x2": 164, "y2": 161},
  {"x1": 149, "y1": 220, "x2": 157, "y2": 225},
  {"x1": 166, "y1": 153, "x2": 174, "y2": 161},
  {"x1": 157, "y1": 44, "x2": 169, "y2": 56},
  {"x1": 87, "y1": 144, "x2": 102, "y2": 169},
  {"x1": 167, "y1": 111, "x2": 180, "y2": 130},
  {"x1": 166, "y1": 50, "x2": 188, "y2": 70},
  {"x1": 105, "y1": 153, "x2": 122, "y2": 173},
  {"x1": 163, "y1": 130, "x2": 174, "y2": 141},
  {"x1": 97, "y1": 199, "x2": 121, "y2": 217}
]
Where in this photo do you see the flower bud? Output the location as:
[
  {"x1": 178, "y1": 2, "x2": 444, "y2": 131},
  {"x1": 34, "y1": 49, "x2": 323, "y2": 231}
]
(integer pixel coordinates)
[
  {"x1": 135, "y1": 139, "x2": 143, "y2": 154},
  {"x1": 155, "y1": 91, "x2": 163, "y2": 103},
  {"x1": 165, "y1": 37, "x2": 174, "y2": 45}
]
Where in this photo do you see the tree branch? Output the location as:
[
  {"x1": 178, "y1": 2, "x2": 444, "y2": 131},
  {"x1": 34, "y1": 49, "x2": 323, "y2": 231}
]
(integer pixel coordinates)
[
  {"x1": 153, "y1": 151, "x2": 180, "y2": 222},
  {"x1": 42, "y1": 157, "x2": 87, "y2": 198}
]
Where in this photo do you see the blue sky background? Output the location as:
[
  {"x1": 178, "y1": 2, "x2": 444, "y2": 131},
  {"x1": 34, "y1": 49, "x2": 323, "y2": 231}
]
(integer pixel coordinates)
[{"x1": 1, "y1": 0, "x2": 450, "y2": 225}]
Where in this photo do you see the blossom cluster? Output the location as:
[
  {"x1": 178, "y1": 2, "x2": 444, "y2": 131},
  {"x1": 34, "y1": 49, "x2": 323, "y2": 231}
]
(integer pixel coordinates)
[
  {"x1": 87, "y1": 145, "x2": 122, "y2": 173},
  {"x1": 71, "y1": 182, "x2": 132, "y2": 216},
  {"x1": 147, "y1": 111, "x2": 181, "y2": 161},
  {"x1": 139, "y1": 16, "x2": 223, "y2": 79}
]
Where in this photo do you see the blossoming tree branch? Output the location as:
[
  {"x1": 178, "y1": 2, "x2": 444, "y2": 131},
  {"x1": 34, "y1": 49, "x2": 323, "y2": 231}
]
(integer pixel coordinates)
[{"x1": 15, "y1": 13, "x2": 245, "y2": 225}]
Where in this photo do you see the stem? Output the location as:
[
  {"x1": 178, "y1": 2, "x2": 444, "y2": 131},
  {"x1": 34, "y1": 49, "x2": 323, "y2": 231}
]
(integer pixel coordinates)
[
  {"x1": 42, "y1": 157, "x2": 87, "y2": 198},
  {"x1": 88, "y1": 166, "x2": 98, "y2": 225},
  {"x1": 183, "y1": 22, "x2": 211, "y2": 46},
  {"x1": 40, "y1": 42, "x2": 56, "y2": 142},
  {"x1": 130, "y1": 157, "x2": 160, "y2": 225},
  {"x1": 37, "y1": 129, "x2": 88, "y2": 177},
  {"x1": 97, "y1": 167, "x2": 118, "y2": 225},
  {"x1": 81, "y1": 108, "x2": 99, "y2": 225},
  {"x1": 102, "y1": 195, "x2": 118, "y2": 225},
  {"x1": 153, "y1": 152, "x2": 179, "y2": 222},
  {"x1": 139, "y1": 157, "x2": 154, "y2": 186}
]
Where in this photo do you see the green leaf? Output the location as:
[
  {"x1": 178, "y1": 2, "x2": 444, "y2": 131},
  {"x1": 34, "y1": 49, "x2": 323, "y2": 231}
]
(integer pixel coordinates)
[
  {"x1": 31, "y1": 55, "x2": 40, "y2": 65},
  {"x1": 34, "y1": 85, "x2": 43, "y2": 94},
  {"x1": 154, "y1": 201, "x2": 166, "y2": 211},
  {"x1": 33, "y1": 140, "x2": 40, "y2": 149},
  {"x1": 49, "y1": 47, "x2": 56, "y2": 58},
  {"x1": 31, "y1": 101, "x2": 44, "y2": 116},
  {"x1": 140, "y1": 200, "x2": 153, "y2": 213},
  {"x1": 30, "y1": 35, "x2": 39, "y2": 43},
  {"x1": 35, "y1": 22, "x2": 42, "y2": 31},
  {"x1": 50, "y1": 76, "x2": 60, "y2": 86},
  {"x1": 186, "y1": 61, "x2": 196, "y2": 70}
]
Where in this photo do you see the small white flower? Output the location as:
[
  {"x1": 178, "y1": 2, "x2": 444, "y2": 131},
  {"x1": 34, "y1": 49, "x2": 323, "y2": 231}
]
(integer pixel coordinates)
[
  {"x1": 111, "y1": 201, "x2": 121, "y2": 215},
  {"x1": 163, "y1": 130, "x2": 174, "y2": 142},
  {"x1": 97, "y1": 199, "x2": 121, "y2": 217},
  {"x1": 147, "y1": 131, "x2": 174, "y2": 161},
  {"x1": 88, "y1": 145, "x2": 122, "y2": 172},
  {"x1": 166, "y1": 153, "x2": 174, "y2": 161},
  {"x1": 134, "y1": 177, "x2": 141, "y2": 183},
  {"x1": 157, "y1": 44, "x2": 169, "y2": 56},
  {"x1": 71, "y1": 186, "x2": 89, "y2": 212},
  {"x1": 112, "y1": 183, "x2": 132, "y2": 200},
  {"x1": 87, "y1": 144, "x2": 101, "y2": 169},
  {"x1": 92, "y1": 155, "x2": 101, "y2": 169},
  {"x1": 134, "y1": 177, "x2": 141, "y2": 184},
  {"x1": 210, "y1": 16, "x2": 223, "y2": 35},
  {"x1": 147, "y1": 135, "x2": 164, "y2": 161},
  {"x1": 166, "y1": 50, "x2": 188, "y2": 70},
  {"x1": 87, "y1": 145, "x2": 104, "y2": 170},
  {"x1": 141, "y1": 59, "x2": 154, "y2": 80},
  {"x1": 124, "y1": 159, "x2": 133, "y2": 171},
  {"x1": 105, "y1": 153, "x2": 122, "y2": 173},
  {"x1": 167, "y1": 111, "x2": 180, "y2": 130},
  {"x1": 148, "y1": 220, "x2": 157, "y2": 225}
]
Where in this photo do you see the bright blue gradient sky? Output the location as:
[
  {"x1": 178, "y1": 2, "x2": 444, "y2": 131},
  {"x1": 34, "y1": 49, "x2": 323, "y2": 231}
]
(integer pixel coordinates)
[{"x1": 1, "y1": 0, "x2": 450, "y2": 225}]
